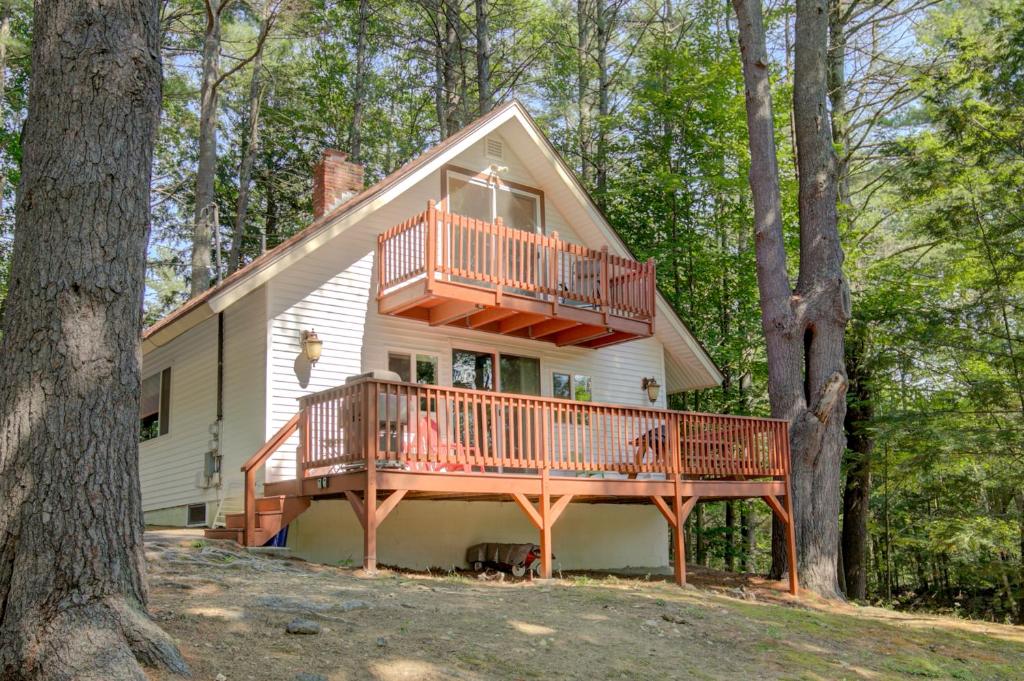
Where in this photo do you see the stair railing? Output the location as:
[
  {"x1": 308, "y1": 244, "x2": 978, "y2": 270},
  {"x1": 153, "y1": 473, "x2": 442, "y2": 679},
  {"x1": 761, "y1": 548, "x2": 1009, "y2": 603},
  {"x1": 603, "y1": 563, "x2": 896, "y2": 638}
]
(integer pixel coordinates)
[{"x1": 240, "y1": 412, "x2": 301, "y2": 546}]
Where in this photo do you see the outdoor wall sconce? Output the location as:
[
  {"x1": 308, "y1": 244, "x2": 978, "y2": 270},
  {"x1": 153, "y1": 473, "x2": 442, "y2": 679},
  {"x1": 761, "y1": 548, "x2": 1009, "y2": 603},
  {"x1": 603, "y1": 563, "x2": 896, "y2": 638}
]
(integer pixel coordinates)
[
  {"x1": 642, "y1": 377, "x2": 661, "y2": 404},
  {"x1": 301, "y1": 329, "x2": 323, "y2": 366}
]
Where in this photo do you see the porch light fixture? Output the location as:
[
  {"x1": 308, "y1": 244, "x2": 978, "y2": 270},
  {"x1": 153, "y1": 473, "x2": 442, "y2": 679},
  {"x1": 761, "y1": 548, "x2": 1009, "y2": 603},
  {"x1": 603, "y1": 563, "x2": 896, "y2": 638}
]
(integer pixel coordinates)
[
  {"x1": 301, "y1": 329, "x2": 323, "y2": 365},
  {"x1": 641, "y1": 377, "x2": 661, "y2": 404}
]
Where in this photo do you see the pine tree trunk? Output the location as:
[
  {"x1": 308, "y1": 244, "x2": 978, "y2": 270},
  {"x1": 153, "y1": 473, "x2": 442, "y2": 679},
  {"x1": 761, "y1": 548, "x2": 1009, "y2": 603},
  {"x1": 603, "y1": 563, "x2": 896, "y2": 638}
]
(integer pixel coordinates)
[
  {"x1": 695, "y1": 502, "x2": 707, "y2": 566},
  {"x1": 0, "y1": 1, "x2": 188, "y2": 677},
  {"x1": 732, "y1": 0, "x2": 850, "y2": 597},
  {"x1": 576, "y1": 0, "x2": 593, "y2": 183},
  {"x1": 725, "y1": 501, "x2": 736, "y2": 571},
  {"x1": 350, "y1": 0, "x2": 370, "y2": 158},
  {"x1": 443, "y1": 0, "x2": 461, "y2": 134},
  {"x1": 841, "y1": 321, "x2": 872, "y2": 600},
  {"x1": 192, "y1": 0, "x2": 224, "y2": 296},
  {"x1": 475, "y1": 0, "x2": 490, "y2": 113},
  {"x1": 594, "y1": 0, "x2": 610, "y2": 200},
  {"x1": 228, "y1": 18, "x2": 267, "y2": 275},
  {"x1": 1016, "y1": 493, "x2": 1024, "y2": 624}
]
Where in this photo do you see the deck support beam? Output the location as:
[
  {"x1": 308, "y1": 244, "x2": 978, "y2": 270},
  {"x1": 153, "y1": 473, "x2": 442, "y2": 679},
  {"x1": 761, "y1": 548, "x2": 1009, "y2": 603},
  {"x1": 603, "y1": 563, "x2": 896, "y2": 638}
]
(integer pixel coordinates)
[
  {"x1": 467, "y1": 307, "x2": 517, "y2": 328},
  {"x1": 763, "y1": 493, "x2": 799, "y2": 595},
  {"x1": 346, "y1": 484, "x2": 409, "y2": 574},
  {"x1": 429, "y1": 299, "x2": 478, "y2": 326},
  {"x1": 653, "y1": 485, "x2": 700, "y2": 587},
  {"x1": 540, "y1": 470, "x2": 552, "y2": 578},
  {"x1": 510, "y1": 473, "x2": 574, "y2": 579}
]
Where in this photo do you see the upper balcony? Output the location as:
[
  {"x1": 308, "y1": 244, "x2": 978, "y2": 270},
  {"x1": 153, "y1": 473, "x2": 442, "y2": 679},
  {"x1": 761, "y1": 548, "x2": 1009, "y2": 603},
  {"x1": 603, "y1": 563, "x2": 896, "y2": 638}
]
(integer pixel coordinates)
[{"x1": 376, "y1": 202, "x2": 656, "y2": 348}]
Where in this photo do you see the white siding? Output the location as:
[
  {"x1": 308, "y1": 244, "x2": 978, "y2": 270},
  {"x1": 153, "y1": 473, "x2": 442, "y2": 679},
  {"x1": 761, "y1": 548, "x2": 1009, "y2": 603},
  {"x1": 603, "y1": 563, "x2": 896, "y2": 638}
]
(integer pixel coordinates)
[
  {"x1": 140, "y1": 316, "x2": 218, "y2": 512},
  {"x1": 221, "y1": 286, "x2": 268, "y2": 492},
  {"x1": 140, "y1": 287, "x2": 267, "y2": 513},
  {"x1": 265, "y1": 134, "x2": 667, "y2": 481}
]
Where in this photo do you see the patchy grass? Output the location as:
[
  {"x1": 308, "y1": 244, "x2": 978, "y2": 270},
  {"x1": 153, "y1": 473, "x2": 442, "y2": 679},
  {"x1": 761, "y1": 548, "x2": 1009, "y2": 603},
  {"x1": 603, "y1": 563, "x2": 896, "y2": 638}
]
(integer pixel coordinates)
[{"x1": 145, "y1": 530, "x2": 1024, "y2": 681}]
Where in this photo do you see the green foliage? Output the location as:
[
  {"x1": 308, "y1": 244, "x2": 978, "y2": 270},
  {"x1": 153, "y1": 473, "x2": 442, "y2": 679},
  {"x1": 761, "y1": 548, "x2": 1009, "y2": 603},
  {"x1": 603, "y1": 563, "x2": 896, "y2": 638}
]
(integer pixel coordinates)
[
  {"x1": 848, "y1": 0, "x2": 1024, "y2": 622},
  {"x1": 0, "y1": 0, "x2": 1018, "y2": 623}
]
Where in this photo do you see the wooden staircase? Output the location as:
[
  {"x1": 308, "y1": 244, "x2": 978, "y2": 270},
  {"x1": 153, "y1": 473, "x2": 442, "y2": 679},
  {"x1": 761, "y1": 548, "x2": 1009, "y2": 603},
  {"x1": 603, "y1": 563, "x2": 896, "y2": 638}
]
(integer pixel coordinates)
[{"x1": 204, "y1": 494, "x2": 310, "y2": 546}]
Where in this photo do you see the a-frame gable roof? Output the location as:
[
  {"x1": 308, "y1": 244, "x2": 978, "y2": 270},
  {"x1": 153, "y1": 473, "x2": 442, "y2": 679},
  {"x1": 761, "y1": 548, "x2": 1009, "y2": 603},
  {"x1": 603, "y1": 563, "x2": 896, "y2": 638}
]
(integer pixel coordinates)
[{"x1": 144, "y1": 100, "x2": 722, "y2": 391}]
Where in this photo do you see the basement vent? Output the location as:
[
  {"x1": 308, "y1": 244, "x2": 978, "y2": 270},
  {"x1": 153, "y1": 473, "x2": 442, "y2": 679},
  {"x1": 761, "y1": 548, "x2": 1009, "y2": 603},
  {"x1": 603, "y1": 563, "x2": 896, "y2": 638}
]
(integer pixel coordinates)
[
  {"x1": 187, "y1": 503, "x2": 207, "y2": 527},
  {"x1": 485, "y1": 136, "x2": 504, "y2": 161}
]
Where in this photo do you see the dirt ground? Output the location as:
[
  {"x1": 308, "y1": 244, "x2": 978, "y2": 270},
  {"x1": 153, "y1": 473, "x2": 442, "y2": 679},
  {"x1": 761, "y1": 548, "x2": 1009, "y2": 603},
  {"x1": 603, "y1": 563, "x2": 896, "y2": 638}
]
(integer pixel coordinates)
[{"x1": 144, "y1": 529, "x2": 1024, "y2": 681}]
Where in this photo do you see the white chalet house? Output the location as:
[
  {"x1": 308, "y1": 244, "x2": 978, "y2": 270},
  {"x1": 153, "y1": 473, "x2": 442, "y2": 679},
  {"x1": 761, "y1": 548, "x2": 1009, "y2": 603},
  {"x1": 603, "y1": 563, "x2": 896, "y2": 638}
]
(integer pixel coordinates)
[{"x1": 140, "y1": 100, "x2": 797, "y2": 583}]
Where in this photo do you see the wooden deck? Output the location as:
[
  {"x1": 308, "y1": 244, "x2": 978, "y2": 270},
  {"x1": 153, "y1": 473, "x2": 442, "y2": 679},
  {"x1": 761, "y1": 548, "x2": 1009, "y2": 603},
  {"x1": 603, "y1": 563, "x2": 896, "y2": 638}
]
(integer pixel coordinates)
[
  {"x1": 215, "y1": 378, "x2": 798, "y2": 594},
  {"x1": 376, "y1": 202, "x2": 656, "y2": 348}
]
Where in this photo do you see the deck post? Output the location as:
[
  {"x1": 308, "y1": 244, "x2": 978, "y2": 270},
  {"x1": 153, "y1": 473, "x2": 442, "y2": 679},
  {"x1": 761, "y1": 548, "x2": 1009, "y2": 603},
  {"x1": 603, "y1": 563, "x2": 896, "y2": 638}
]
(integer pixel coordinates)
[
  {"x1": 425, "y1": 200, "x2": 437, "y2": 293},
  {"x1": 244, "y1": 467, "x2": 256, "y2": 547},
  {"x1": 549, "y1": 231, "x2": 559, "y2": 316},
  {"x1": 784, "y1": 481, "x2": 799, "y2": 596},
  {"x1": 599, "y1": 245, "x2": 609, "y2": 325},
  {"x1": 539, "y1": 468, "x2": 552, "y2": 579},
  {"x1": 296, "y1": 406, "x2": 309, "y2": 487},
  {"x1": 672, "y1": 477, "x2": 685, "y2": 586},
  {"x1": 363, "y1": 381, "x2": 379, "y2": 574}
]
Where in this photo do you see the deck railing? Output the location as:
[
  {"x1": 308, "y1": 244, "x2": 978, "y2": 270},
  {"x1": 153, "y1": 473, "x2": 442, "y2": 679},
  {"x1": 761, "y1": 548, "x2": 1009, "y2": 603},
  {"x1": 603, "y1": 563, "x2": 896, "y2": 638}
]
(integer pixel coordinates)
[
  {"x1": 296, "y1": 378, "x2": 789, "y2": 480},
  {"x1": 377, "y1": 202, "x2": 657, "y2": 322}
]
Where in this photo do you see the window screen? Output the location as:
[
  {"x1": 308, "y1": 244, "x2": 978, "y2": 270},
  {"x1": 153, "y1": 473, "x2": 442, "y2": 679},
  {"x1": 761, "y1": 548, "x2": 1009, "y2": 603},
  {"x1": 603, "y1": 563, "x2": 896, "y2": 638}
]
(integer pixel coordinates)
[
  {"x1": 140, "y1": 368, "x2": 170, "y2": 441},
  {"x1": 388, "y1": 352, "x2": 411, "y2": 382}
]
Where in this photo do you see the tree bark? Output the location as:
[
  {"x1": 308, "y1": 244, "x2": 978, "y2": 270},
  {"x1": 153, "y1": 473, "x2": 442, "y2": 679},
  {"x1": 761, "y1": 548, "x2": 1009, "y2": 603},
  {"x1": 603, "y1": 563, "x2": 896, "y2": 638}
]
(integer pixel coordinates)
[
  {"x1": 349, "y1": 0, "x2": 370, "y2": 159},
  {"x1": 228, "y1": 10, "x2": 269, "y2": 275},
  {"x1": 474, "y1": 0, "x2": 490, "y2": 114},
  {"x1": 594, "y1": 0, "x2": 611, "y2": 199},
  {"x1": 443, "y1": 0, "x2": 462, "y2": 134},
  {"x1": 1016, "y1": 493, "x2": 1024, "y2": 624},
  {"x1": 0, "y1": 1, "x2": 188, "y2": 677},
  {"x1": 192, "y1": 0, "x2": 227, "y2": 296},
  {"x1": 841, "y1": 320, "x2": 872, "y2": 600},
  {"x1": 695, "y1": 502, "x2": 707, "y2": 566},
  {"x1": 576, "y1": 0, "x2": 593, "y2": 183},
  {"x1": 725, "y1": 501, "x2": 736, "y2": 571},
  {"x1": 732, "y1": 0, "x2": 850, "y2": 597}
]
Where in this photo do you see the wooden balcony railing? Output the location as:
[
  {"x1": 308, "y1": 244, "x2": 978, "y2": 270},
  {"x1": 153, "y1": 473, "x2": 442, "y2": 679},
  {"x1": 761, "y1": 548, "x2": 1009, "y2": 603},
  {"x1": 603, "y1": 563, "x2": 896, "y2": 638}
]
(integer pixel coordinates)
[
  {"x1": 296, "y1": 378, "x2": 789, "y2": 480},
  {"x1": 377, "y1": 202, "x2": 657, "y2": 324}
]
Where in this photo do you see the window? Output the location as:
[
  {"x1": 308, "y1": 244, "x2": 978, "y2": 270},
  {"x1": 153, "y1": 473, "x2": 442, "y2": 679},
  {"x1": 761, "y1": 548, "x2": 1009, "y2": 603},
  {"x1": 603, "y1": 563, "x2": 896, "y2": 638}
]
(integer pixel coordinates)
[
  {"x1": 187, "y1": 503, "x2": 207, "y2": 527},
  {"x1": 140, "y1": 368, "x2": 171, "y2": 441},
  {"x1": 446, "y1": 169, "x2": 542, "y2": 233},
  {"x1": 553, "y1": 372, "x2": 592, "y2": 402},
  {"x1": 500, "y1": 354, "x2": 540, "y2": 395},
  {"x1": 553, "y1": 372, "x2": 592, "y2": 423},
  {"x1": 452, "y1": 349, "x2": 494, "y2": 390},
  {"x1": 387, "y1": 352, "x2": 438, "y2": 385}
]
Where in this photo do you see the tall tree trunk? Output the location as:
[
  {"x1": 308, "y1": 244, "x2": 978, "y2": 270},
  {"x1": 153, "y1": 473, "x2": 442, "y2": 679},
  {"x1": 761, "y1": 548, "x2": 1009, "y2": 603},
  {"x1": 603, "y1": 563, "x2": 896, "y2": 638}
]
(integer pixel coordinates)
[
  {"x1": 725, "y1": 501, "x2": 736, "y2": 571},
  {"x1": 695, "y1": 502, "x2": 707, "y2": 566},
  {"x1": 732, "y1": 0, "x2": 850, "y2": 597},
  {"x1": 475, "y1": 0, "x2": 490, "y2": 113},
  {"x1": 0, "y1": 0, "x2": 11, "y2": 212},
  {"x1": 594, "y1": 0, "x2": 611, "y2": 200},
  {"x1": 443, "y1": 0, "x2": 462, "y2": 134},
  {"x1": 742, "y1": 501, "x2": 755, "y2": 571},
  {"x1": 841, "y1": 320, "x2": 872, "y2": 600},
  {"x1": 1016, "y1": 493, "x2": 1024, "y2": 624},
  {"x1": 0, "y1": 1, "x2": 188, "y2": 677},
  {"x1": 350, "y1": 0, "x2": 370, "y2": 159},
  {"x1": 229, "y1": 12, "x2": 269, "y2": 275},
  {"x1": 263, "y1": 161, "x2": 278, "y2": 251},
  {"x1": 433, "y1": 0, "x2": 448, "y2": 139},
  {"x1": 192, "y1": 0, "x2": 226, "y2": 296},
  {"x1": 827, "y1": 0, "x2": 850, "y2": 211},
  {"x1": 576, "y1": 0, "x2": 593, "y2": 183}
]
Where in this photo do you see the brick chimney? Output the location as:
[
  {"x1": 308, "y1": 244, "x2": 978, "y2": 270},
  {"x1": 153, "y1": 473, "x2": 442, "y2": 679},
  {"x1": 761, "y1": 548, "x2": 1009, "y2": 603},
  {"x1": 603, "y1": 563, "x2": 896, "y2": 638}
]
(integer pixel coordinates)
[{"x1": 313, "y1": 149, "x2": 364, "y2": 219}]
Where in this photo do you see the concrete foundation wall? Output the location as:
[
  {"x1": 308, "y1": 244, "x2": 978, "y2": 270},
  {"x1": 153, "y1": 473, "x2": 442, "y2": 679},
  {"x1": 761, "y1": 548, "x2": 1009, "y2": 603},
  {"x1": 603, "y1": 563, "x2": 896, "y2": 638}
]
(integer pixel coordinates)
[{"x1": 286, "y1": 499, "x2": 669, "y2": 571}]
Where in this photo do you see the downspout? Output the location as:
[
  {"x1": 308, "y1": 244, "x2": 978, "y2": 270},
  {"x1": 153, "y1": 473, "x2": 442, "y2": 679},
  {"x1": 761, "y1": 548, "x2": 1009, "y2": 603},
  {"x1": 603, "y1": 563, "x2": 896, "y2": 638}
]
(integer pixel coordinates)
[{"x1": 206, "y1": 313, "x2": 225, "y2": 490}]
